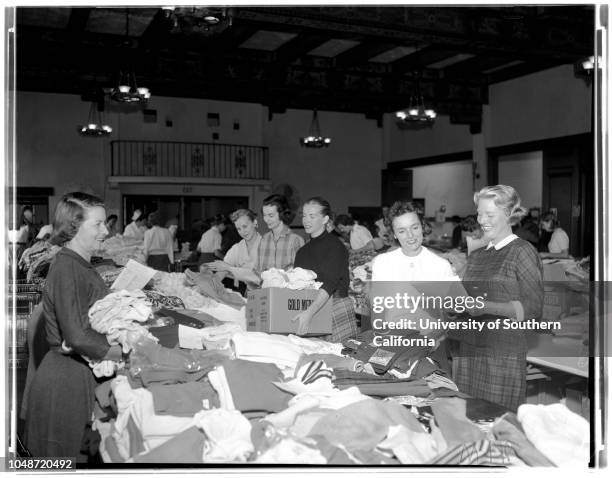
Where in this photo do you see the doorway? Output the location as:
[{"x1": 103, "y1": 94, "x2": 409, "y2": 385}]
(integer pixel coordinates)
[{"x1": 123, "y1": 194, "x2": 248, "y2": 246}]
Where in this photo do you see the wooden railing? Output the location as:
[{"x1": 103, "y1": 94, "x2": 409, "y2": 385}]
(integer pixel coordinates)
[{"x1": 111, "y1": 141, "x2": 269, "y2": 180}]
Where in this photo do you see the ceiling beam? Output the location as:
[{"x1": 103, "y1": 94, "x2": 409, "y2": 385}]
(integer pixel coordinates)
[
  {"x1": 334, "y1": 40, "x2": 397, "y2": 68},
  {"x1": 392, "y1": 47, "x2": 460, "y2": 74},
  {"x1": 274, "y1": 31, "x2": 329, "y2": 63},
  {"x1": 66, "y1": 7, "x2": 92, "y2": 36},
  {"x1": 235, "y1": 6, "x2": 593, "y2": 59}
]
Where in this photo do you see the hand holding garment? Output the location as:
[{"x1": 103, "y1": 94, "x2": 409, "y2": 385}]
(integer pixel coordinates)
[{"x1": 492, "y1": 414, "x2": 555, "y2": 466}]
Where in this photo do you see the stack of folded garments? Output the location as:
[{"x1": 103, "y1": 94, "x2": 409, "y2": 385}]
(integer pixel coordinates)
[
  {"x1": 208, "y1": 359, "x2": 294, "y2": 418},
  {"x1": 230, "y1": 331, "x2": 304, "y2": 373},
  {"x1": 94, "y1": 328, "x2": 580, "y2": 467},
  {"x1": 100, "y1": 235, "x2": 146, "y2": 266},
  {"x1": 153, "y1": 272, "x2": 214, "y2": 309},
  {"x1": 184, "y1": 269, "x2": 246, "y2": 309},
  {"x1": 89, "y1": 290, "x2": 157, "y2": 352},
  {"x1": 261, "y1": 268, "x2": 322, "y2": 290},
  {"x1": 128, "y1": 338, "x2": 232, "y2": 387}
]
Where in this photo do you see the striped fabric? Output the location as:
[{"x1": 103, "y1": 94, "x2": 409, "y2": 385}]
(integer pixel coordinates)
[{"x1": 430, "y1": 439, "x2": 517, "y2": 466}]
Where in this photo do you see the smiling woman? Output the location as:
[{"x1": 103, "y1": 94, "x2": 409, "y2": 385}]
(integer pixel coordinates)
[
  {"x1": 292, "y1": 197, "x2": 358, "y2": 342},
  {"x1": 451, "y1": 184, "x2": 544, "y2": 411},
  {"x1": 24, "y1": 192, "x2": 123, "y2": 462},
  {"x1": 371, "y1": 201, "x2": 458, "y2": 282}
]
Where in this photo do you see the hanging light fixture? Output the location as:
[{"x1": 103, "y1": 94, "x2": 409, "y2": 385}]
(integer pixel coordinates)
[
  {"x1": 395, "y1": 72, "x2": 436, "y2": 127},
  {"x1": 300, "y1": 109, "x2": 331, "y2": 148},
  {"x1": 78, "y1": 101, "x2": 112, "y2": 137},
  {"x1": 109, "y1": 9, "x2": 151, "y2": 104}
]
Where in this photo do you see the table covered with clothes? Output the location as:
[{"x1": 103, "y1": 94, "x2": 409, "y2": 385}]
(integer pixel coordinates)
[{"x1": 83, "y1": 277, "x2": 589, "y2": 467}]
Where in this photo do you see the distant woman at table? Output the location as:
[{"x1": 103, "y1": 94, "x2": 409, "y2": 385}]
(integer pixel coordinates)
[
  {"x1": 143, "y1": 211, "x2": 174, "y2": 271},
  {"x1": 453, "y1": 184, "x2": 543, "y2": 411},
  {"x1": 24, "y1": 192, "x2": 122, "y2": 461},
  {"x1": 540, "y1": 211, "x2": 570, "y2": 257},
  {"x1": 291, "y1": 197, "x2": 358, "y2": 342},
  {"x1": 123, "y1": 209, "x2": 147, "y2": 240},
  {"x1": 197, "y1": 214, "x2": 226, "y2": 265}
]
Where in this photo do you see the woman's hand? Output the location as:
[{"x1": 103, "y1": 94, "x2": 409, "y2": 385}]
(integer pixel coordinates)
[{"x1": 292, "y1": 310, "x2": 313, "y2": 336}]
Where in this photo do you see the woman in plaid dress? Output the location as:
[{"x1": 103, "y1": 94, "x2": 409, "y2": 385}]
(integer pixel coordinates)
[
  {"x1": 452, "y1": 185, "x2": 543, "y2": 411},
  {"x1": 292, "y1": 197, "x2": 358, "y2": 342}
]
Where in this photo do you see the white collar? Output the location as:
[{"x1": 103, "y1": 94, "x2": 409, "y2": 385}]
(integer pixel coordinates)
[{"x1": 486, "y1": 234, "x2": 518, "y2": 250}]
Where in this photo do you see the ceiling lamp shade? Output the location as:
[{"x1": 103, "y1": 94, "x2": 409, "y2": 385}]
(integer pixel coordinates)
[
  {"x1": 395, "y1": 73, "x2": 436, "y2": 128},
  {"x1": 110, "y1": 70, "x2": 151, "y2": 103},
  {"x1": 109, "y1": 9, "x2": 151, "y2": 104},
  {"x1": 300, "y1": 110, "x2": 331, "y2": 148},
  {"x1": 78, "y1": 102, "x2": 112, "y2": 137}
]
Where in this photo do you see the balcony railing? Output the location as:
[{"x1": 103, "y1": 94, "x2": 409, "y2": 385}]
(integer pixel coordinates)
[{"x1": 111, "y1": 141, "x2": 269, "y2": 180}]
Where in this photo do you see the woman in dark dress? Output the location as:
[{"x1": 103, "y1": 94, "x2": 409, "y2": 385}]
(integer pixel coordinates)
[
  {"x1": 292, "y1": 197, "x2": 358, "y2": 342},
  {"x1": 24, "y1": 192, "x2": 122, "y2": 461},
  {"x1": 452, "y1": 185, "x2": 543, "y2": 411}
]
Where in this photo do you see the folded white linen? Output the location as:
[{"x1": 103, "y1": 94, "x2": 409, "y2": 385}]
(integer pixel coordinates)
[
  {"x1": 111, "y1": 376, "x2": 196, "y2": 455},
  {"x1": 194, "y1": 408, "x2": 253, "y2": 462},
  {"x1": 230, "y1": 331, "x2": 303, "y2": 372},
  {"x1": 517, "y1": 402, "x2": 589, "y2": 467}
]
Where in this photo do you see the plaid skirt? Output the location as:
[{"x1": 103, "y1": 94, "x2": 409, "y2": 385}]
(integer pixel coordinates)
[
  {"x1": 321, "y1": 297, "x2": 358, "y2": 343},
  {"x1": 452, "y1": 342, "x2": 526, "y2": 412}
]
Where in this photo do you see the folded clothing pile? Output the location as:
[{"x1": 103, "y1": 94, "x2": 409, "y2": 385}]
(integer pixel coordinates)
[
  {"x1": 231, "y1": 331, "x2": 305, "y2": 374},
  {"x1": 153, "y1": 272, "x2": 214, "y2": 309},
  {"x1": 21, "y1": 242, "x2": 61, "y2": 281},
  {"x1": 261, "y1": 267, "x2": 322, "y2": 290},
  {"x1": 517, "y1": 402, "x2": 589, "y2": 467},
  {"x1": 89, "y1": 290, "x2": 157, "y2": 353},
  {"x1": 100, "y1": 235, "x2": 146, "y2": 266},
  {"x1": 209, "y1": 359, "x2": 293, "y2": 418},
  {"x1": 184, "y1": 269, "x2": 246, "y2": 309},
  {"x1": 94, "y1": 327, "x2": 586, "y2": 467},
  {"x1": 128, "y1": 337, "x2": 232, "y2": 387}
]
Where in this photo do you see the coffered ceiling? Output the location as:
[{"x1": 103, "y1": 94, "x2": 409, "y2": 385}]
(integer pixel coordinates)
[{"x1": 15, "y1": 5, "x2": 594, "y2": 129}]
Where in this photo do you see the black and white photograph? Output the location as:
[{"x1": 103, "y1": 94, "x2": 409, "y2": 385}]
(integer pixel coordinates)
[{"x1": 1, "y1": 2, "x2": 610, "y2": 474}]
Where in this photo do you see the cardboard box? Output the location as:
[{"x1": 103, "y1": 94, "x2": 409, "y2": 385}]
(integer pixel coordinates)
[{"x1": 246, "y1": 288, "x2": 332, "y2": 335}]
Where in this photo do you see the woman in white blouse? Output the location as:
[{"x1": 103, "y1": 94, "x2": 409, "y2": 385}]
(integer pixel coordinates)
[
  {"x1": 143, "y1": 211, "x2": 174, "y2": 271},
  {"x1": 206, "y1": 209, "x2": 262, "y2": 290},
  {"x1": 372, "y1": 201, "x2": 458, "y2": 282},
  {"x1": 123, "y1": 209, "x2": 147, "y2": 241},
  {"x1": 540, "y1": 211, "x2": 570, "y2": 257}
]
